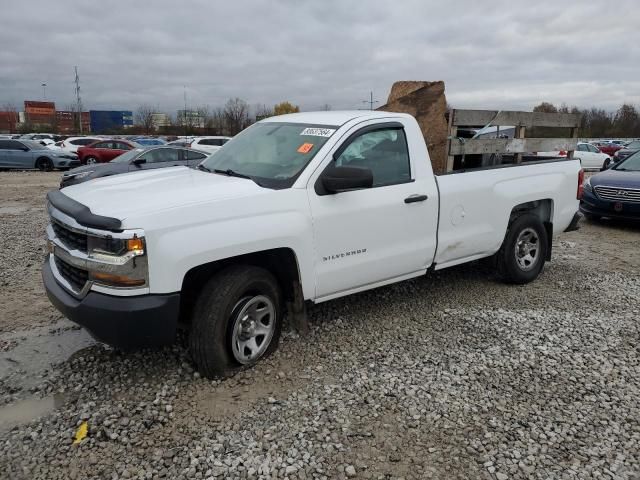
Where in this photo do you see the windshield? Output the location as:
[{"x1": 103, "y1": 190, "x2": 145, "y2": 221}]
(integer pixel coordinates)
[
  {"x1": 112, "y1": 148, "x2": 146, "y2": 163},
  {"x1": 23, "y1": 140, "x2": 47, "y2": 150},
  {"x1": 199, "y1": 122, "x2": 337, "y2": 188},
  {"x1": 614, "y1": 150, "x2": 640, "y2": 171}
]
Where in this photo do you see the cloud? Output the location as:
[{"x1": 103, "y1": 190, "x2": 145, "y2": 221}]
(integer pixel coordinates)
[{"x1": 1, "y1": 0, "x2": 638, "y2": 114}]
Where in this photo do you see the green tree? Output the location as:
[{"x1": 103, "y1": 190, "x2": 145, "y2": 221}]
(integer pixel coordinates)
[
  {"x1": 612, "y1": 104, "x2": 639, "y2": 137},
  {"x1": 274, "y1": 101, "x2": 300, "y2": 116},
  {"x1": 533, "y1": 102, "x2": 558, "y2": 113}
]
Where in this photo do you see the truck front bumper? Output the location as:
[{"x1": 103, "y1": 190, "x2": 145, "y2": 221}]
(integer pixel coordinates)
[{"x1": 43, "y1": 259, "x2": 180, "y2": 350}]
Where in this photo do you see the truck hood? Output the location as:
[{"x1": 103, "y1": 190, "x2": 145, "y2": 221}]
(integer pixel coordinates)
[{"x1": 61, "y1": 166, "x2": 266, "y2": 221}]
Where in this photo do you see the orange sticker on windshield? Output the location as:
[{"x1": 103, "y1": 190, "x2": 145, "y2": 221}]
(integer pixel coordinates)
[{"x1": 297, "y1": 143, "x2": 314, "y2": 154}]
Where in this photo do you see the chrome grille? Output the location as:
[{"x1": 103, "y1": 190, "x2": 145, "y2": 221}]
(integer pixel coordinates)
[
  {"x1": 51, "y1": 220, "x2": 88, "y2": 252},
  {"x1": 54, "y1": 256, "x2": 89, "y2": 292},
  {"x1": 594, "y1": 186, "x2": 640, "y2": 203}
]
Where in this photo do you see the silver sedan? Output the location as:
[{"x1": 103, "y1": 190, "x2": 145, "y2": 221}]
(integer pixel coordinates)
[{"x1": 0, "y1": 139, "x2": 80, "y2": 170}]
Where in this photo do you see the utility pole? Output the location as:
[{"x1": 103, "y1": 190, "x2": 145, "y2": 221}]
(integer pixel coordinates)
[
  {"x1": 74, "y1": 66, "x2": 83, "y2": 134},
  {"x1": 41, "y1": 83, "x2": 47, "y2": 100},
  {"x1": 183, "y1": 85, "x2": 188, "y2": 138},
  {"x1": 362, "y1": 91, "x2": 379, "y2": 110}
]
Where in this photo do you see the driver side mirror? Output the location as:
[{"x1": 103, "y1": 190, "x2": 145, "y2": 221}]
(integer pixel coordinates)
[
  {"x1": 321, "y1": 166, "x2": 373, "y2": 193},
  {"x1": 132, "y1": 158, "x2": 147, "y2": 166}
]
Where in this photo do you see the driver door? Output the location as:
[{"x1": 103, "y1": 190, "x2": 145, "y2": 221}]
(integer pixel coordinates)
[
  {"x1": 307, "y1": 122, "x2": 439, "y2": 300},
  {"x1": 4, "y1": 140, "x2": 29, "y2": 168}
]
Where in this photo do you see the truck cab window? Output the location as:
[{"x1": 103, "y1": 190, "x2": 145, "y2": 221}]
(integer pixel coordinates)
[{"x1": 335, "y1": 128, "x2": 410, "y2": 186}]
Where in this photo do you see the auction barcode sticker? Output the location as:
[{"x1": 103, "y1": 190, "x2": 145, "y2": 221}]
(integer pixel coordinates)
[{"x1": 300, "y1": 127, "x2": 336, "y2": 137}]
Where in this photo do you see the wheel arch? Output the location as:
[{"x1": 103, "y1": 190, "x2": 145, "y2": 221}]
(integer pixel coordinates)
[
  {"x1": 179, "y1": 247, "x2": 302, "y2": 325},
  {"x1": 509, "y1": 199, "x2": 553, "y2": 261}
]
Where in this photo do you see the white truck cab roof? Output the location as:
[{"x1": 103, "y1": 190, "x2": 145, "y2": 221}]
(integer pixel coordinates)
[{"x1": 263, "y1": 110, "x2": 404, "y2": 126}]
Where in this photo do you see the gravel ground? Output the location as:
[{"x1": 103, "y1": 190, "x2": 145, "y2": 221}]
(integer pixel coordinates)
[{"x1": 1, "y1": 171, "x2": 639, "y2": 479}]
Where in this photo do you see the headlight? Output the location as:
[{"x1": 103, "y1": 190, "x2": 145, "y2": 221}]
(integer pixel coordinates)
[
  {"x1": 88, "y1": 234, "x2": 145, "y2": 259},
  {"x1": 63, "y1": 170, "x2": 93, "y2": 180},
  {"x1": 74, "y1": 171, "x2": 94, "y2": 179},
  {"x1": 86, "y1": 234, "x2": 147, "y2": 287},
  {"x1": 583, "y1": 177, "x2": 592, "y2": 192}
]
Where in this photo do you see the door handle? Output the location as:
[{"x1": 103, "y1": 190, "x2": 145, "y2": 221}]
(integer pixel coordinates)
[{"x1": 404, "y1": 194, "x2": 428, "y2": 204}]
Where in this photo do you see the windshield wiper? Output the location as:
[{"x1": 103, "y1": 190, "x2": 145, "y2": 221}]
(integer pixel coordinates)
[
  {"x1": 197, "y1": 164, "x2": 212, "y2": 173},
  {"x1": 213, "y1": 168, "x2": 252, "y2": 180}
]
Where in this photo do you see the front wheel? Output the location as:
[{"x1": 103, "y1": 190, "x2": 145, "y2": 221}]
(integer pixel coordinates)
[
  {"x1": 189, "y1": 265, "x2": 282, "y2": 378},
  {"x1": 496, "y1": 213, "x2": 548, "y2": 284},
  {"x1": 36, "y1": 157, "x2": 53, "y2": 171},
  {"x1": 85, "y1": 156, "x2": 98, "y2": 165}
]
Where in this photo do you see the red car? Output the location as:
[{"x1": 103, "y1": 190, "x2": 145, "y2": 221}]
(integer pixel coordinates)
[
  {"x1": 591, "y1": 142, "x2": 623, "y2": 157},
  {"x1": 77, "y1": 140, "x2": 139, "y2": 165}
]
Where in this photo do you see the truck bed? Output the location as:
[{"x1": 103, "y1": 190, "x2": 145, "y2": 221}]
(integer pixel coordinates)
[{"x1": 433, "y1": 158, "x2": 581, "y2": 269}]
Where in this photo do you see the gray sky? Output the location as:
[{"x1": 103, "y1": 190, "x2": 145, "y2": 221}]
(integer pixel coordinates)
[{"x1": 2, "y1": 0, "x2": 639, "y2": 114}]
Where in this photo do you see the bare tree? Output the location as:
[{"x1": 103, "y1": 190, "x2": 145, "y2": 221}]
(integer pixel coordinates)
[
  {"x1": 135, "y1": 104, "x2": 155, "y2": 135},
  {"x1": 1, "y1": 103, "x2": 19, "y2": 133},
  {"x1": 196, "y1": 106, "x2": 211, "y2": 133},
  {"x1": 224, "y1": 98, "x2": 250, "y2": 135},
  {"x1": 211, "y1": 107, "x2": 226, "y2": 135},
  {"x1": 253, "y1": 103, "x2": 273, "y2": 122}
]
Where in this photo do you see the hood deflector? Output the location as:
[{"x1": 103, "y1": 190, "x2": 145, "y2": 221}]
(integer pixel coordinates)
[{"x1": 47, "y1": 190, "x2": 122, "y2": 231}]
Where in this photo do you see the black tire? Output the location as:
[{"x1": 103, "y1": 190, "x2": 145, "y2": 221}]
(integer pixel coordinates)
[
  {"x1": 85, "y1": 156, "x2": 98, "y2": 165},
  {"x1": 189, "y1": 265, "x2": 282, "y2": 378},
  {"x1": 36, "y1": 157, "x2": 53, "y2": 172},
  {"x1": 496, "y1": 213, "x2": 548, "y2": 284}
]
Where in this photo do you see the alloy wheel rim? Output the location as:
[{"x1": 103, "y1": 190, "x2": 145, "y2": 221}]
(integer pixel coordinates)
[
  {"x1": 514, "y1": 227, "x2": 540, "y2": 271},
  {"x1": 230, "y1": 295, "x2": 275, "y2": 364}
]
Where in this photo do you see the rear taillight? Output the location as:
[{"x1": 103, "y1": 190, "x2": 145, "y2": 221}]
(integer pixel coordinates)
[
  {"x1": 577, "y1": 169, "x2": 585, "y2": 200},
  {"x1": 559, "y1": 150, "x2": 567, "y2": 156}
]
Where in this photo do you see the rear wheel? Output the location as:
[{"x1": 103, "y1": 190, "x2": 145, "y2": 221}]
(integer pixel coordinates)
[
  {"x1": 85, "y1": 156, "x2": 98, "y2": 165},
  {"x1": 496, "y1": 213, "x2": 548, "y2": 284},
  {"x1": 36, "y1": 157, "x2": 53, "y2": 172},
  {"x1": 189, "y1": 265, "x2": 282, "y2": 378}
]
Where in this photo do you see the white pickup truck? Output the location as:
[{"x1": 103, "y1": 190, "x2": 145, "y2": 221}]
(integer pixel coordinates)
[{"x1": 43, "y1": 111, "x2": 583, "y2": 377}]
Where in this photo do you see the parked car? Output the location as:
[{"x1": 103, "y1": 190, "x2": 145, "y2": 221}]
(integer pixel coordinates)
[
  {"x1": 133, "y1": 138, "x2": 167, "y2": 146},
  {"x1": 20, "y1": 133, "x2": 56, "y2": 141},
  {"x1": 53, "y1": 137, "x2": 103, "y2": 154},
  {"x1": 0, "y1": 139, "x2": 79, "y2": 170},
  {"x1": 538, "y1": 142, "x2": 609, "y2": 170},
  {"x1": 77, "y1": 139, "x2": 140, "y2": 165},
  {"x1": 575, "y1": 142, "x2": 611, "y2": 169},
  {"x1": 166, "y1": 140, "x2": 191, "y2": 147},
  {"x1": 188, "y1": 136, "x2": 232, "y2": 154},
  {"x1": 591, "y1": 141, "x2": 624, "y2": 157},
  {"x1": 580, "y1": 150, "x2": 640, "y2": 221},
  {"x1": 612, "y1": 140, "x2": 640, "y2": 163},
  {"x1": 60, "y1": 146, "x2": 210, "y2": 188},
  {"x1": 39, "y1": 139, "x2": 57, "y2": 148},
  {"x1": 42, "y1": 110, "x2": 582, "y2": 378}
]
